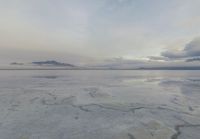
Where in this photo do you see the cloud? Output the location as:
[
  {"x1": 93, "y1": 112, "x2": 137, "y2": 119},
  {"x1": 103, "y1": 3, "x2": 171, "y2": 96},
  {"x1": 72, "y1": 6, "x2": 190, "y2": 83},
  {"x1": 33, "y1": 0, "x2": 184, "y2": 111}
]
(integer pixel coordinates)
[
  {"x1": 148, "y1": 56, "x2": 169, "y2": 61},
  {"x1": 161, "y1": 37, "x2": 200, "y2": 59},
  {"x1": 186, "y1": 57, "x2": 200, "y2": 62},
  {"x1": 1, "y1": 0, "x2": 200, "y2": 65}
]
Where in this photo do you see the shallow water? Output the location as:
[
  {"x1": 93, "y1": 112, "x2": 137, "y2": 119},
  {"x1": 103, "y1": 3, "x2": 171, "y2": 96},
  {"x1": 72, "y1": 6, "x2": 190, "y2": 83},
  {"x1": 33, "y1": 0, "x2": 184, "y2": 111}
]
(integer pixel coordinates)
[{"x1": 0, "y1": 70, "x2": 199, "y2": 139}]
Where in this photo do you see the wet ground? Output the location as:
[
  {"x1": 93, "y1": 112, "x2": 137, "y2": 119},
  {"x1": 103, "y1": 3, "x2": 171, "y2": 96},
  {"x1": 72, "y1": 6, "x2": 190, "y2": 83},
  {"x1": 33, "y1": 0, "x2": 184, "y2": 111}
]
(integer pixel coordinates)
[{"x1": 0, "y1": 70, "x2": 199, "y2": 139}]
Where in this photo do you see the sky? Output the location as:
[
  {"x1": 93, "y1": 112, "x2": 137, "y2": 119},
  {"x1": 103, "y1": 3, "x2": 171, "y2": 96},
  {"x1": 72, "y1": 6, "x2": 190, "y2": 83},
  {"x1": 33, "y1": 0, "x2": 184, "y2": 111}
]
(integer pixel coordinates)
[{"x1": 0, "y1": 0, "x2": 200, "y2": 66}]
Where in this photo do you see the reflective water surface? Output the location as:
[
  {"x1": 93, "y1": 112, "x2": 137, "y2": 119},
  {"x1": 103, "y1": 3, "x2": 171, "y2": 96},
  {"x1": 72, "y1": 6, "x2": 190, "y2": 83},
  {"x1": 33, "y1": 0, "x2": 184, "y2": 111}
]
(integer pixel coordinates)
[{"x1": 0, "y1": 70, "x2": 199, "y2": 139}]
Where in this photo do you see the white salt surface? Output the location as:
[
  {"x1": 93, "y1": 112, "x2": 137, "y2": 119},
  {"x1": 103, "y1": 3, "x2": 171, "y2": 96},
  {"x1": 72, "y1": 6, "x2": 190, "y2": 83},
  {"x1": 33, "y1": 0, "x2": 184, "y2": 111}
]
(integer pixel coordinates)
[{"x1": 0, "y1": 70, "x2": 199, "y2": 139}]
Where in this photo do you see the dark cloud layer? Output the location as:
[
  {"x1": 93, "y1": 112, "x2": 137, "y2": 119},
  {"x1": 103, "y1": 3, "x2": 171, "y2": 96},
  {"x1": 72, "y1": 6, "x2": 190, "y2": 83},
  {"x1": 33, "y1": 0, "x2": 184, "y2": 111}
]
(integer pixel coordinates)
[
  {"x1": 161, "y1": 38, "x2": 200, "y2": 59},
  {"x1": 186, "y1": 57, "x2": 200, "y2": 62},
  {"x1": 148, "y1": 56, "x2": 169, "y2": 61}
]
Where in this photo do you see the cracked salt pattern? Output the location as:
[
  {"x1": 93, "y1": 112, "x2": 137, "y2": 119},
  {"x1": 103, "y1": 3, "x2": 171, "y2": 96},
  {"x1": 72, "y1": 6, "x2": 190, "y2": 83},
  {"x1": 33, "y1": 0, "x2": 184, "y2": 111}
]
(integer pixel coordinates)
[{"x1": 0, "y1": 70, "x2": 200, "y2": 139}]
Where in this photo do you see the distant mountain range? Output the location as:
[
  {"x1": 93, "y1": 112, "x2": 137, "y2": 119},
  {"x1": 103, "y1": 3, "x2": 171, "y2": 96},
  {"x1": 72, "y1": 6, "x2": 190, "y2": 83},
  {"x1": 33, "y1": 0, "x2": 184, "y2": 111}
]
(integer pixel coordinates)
[
  {"x1": 10, "y1": 62, "x2": 24, "y2": 66},
  {"x1": 137, "y1": 66, "x2": 200, "y2": 70},
  {"x1": 31, "y1": 60, "x2": 75, "y2": 67},
  {"x1": 8, "y1": 60, "x2": 77, "y2": 69},
  {"x1": 6, "y1": 60, "x2": 200, "y2": 70}
]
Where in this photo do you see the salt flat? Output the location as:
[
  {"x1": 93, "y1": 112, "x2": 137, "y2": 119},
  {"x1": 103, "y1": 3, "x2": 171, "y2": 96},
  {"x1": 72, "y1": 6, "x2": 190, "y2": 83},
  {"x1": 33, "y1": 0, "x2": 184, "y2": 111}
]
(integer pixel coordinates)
[{"x1": 0, "y1": 70, "x2": 199, "y2": 139}]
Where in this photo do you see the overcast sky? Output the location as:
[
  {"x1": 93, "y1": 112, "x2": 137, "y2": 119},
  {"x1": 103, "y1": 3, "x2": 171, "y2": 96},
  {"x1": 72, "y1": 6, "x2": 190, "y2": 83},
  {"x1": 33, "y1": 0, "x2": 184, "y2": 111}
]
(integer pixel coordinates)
[{"x1": 0, "y1": 0, "x2": 200, "y2": 65}]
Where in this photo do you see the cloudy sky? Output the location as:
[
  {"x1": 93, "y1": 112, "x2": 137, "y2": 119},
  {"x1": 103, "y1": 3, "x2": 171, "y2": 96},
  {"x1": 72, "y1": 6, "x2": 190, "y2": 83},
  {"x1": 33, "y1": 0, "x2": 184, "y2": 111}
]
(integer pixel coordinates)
[{"x1": 0, "y1": 0, "x2": 200, "y2": 66}]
